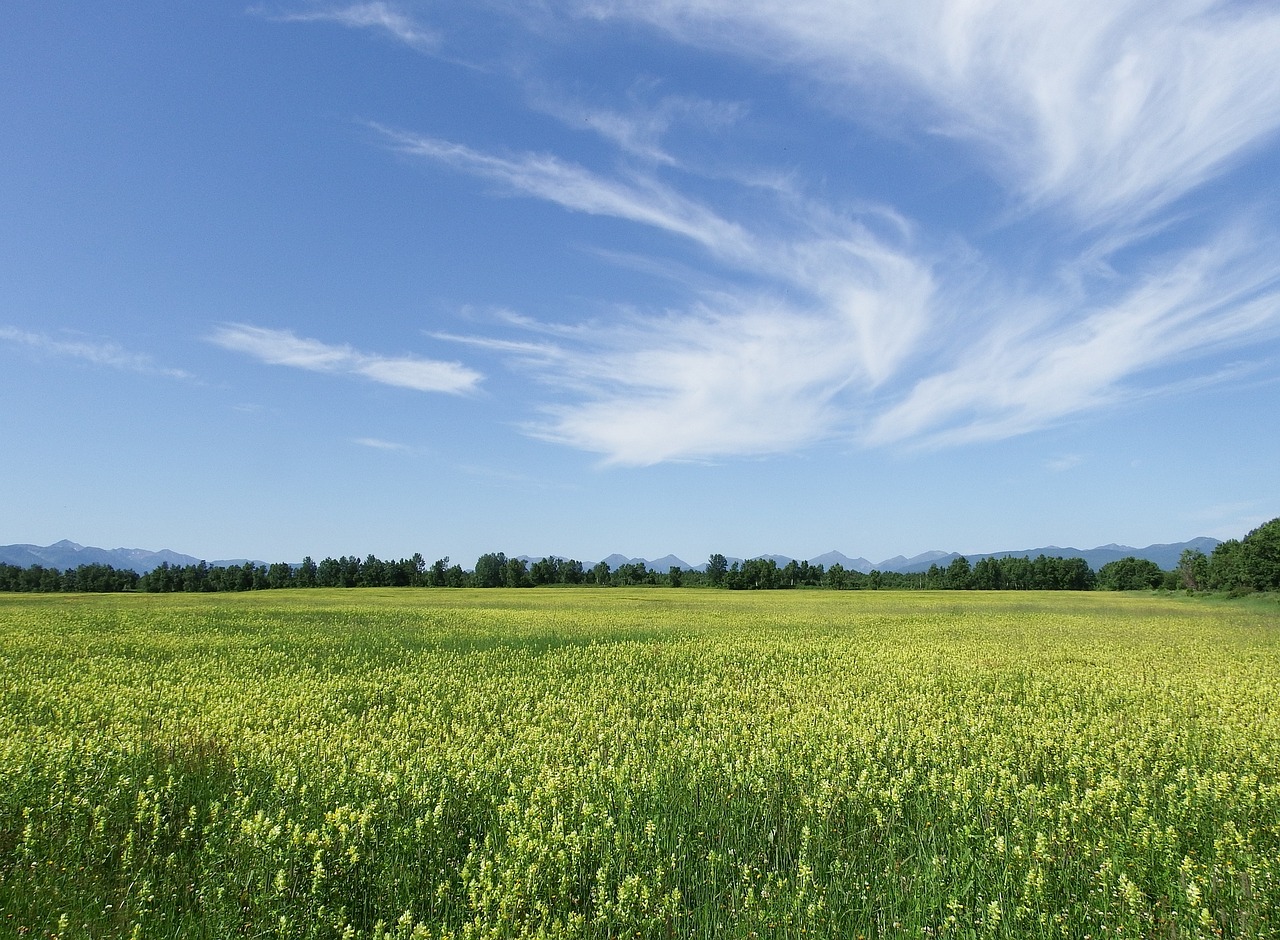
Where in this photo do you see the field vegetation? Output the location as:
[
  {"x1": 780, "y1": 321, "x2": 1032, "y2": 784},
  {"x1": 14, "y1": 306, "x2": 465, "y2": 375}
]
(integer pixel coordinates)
[{"x1": 2, "y1": 589, "x2": 1278, "y2": 938}]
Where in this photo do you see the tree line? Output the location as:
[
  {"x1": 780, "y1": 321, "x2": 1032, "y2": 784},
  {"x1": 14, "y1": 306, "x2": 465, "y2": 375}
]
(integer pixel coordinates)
[
  {"x1": 0, "y1": 563, "x2": 141, "y2": 593},
  {"x1": 2, "y1": 517, "x2": 1276, "y2": 595},
  {"x1": 1174, "y1": 517, "x2": 1280, "y2": 595}
]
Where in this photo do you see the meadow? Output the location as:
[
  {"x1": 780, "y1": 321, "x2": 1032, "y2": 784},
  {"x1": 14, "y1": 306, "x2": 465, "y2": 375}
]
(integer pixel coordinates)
[{"x1": 1, "y1": 589, "x2": 1277, "y2": 939}]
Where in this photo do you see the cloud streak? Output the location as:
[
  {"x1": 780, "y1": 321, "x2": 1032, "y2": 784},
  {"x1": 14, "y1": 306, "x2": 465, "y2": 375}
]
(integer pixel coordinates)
[
  {"x1": 866, "y1": 236, "x2": 1280, "y2": 448},
  {"x1": 377, "y1": 126, "x2": 758, "y2": 262},
  {"x1": 580, "y1": 0, "x2": 1280, "y2": 225},
  {"x1": 261, "y1": 2, "x2": 438, "y2": 51},
  {"x1": 353, "y1": 437, "x2": 410, "y2": 451},
  {"x1": 0, "y1": 327, "x2": 192, "y2": 379},
  {"x1": 389, "y1": 124, "x2": 948, "y2": 464},
  {"x1": 289, "y1": 1, "x2": 1280, "y2": 465},
  {"x1": 530, "y1": 88, "x2": 747, "y2": 167},
  {"x1": 208, "y1": 324, "x2": 482, "y2": 394}
]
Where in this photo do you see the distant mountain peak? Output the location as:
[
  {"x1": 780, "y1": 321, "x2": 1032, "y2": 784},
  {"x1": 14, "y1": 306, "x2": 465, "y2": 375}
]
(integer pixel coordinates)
[
  {"x1": 1, "y1": 534, "x2": 1228, "y2": 578},
  {"x1": 807, "y1": 550, "x2": 873, "y2": 573}
]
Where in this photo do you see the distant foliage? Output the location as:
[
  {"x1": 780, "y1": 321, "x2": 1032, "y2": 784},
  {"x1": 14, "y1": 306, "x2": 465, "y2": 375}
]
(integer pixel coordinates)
[
  {"x1": 0, "y1": 562, "x2": 138, "y2": 593},
  {"x1": 1097, "y1": 557, "x2": 1165, "y2": 591},
  {"x1": 4, "y1": 516, "x2": 1277, "y2": 594},
  {"x1": 1204, "y1": 517, "x2": 1280, "y2": 594}
]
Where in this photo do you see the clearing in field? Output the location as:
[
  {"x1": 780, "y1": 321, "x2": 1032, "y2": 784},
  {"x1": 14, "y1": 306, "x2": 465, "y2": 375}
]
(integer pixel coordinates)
[{"x1": 1, "y1": 589, "x2": 1277, "y2": 938}]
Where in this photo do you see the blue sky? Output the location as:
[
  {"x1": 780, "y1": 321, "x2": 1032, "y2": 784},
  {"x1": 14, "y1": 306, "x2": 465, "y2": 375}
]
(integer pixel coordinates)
[{"x1": 3, "y1": 1, "x2": 1279, "y2": 567}]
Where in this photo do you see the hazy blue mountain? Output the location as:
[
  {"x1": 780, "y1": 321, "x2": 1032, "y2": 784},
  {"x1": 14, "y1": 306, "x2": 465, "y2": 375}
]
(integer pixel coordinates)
[
  {"x1": 645, "y1": 554, "x2": 692, "y2": 574},
  {"x1": 876, "y1": 550, "x2": 952, "y2": 572},
  {"x1": 0, "y1": 540, "x2": 199, "y2": 573},
  {"x1": 807, "y1": 550, "x2": 875, "y2": 573},
  {"x1": 1120, "y1": 537, "x2": 1221, "y2": 569},
  {"x1": 5, "y1": 536, "x2": 1224, "y2": 578},
  {"x1": 0, "y1": 540, "x2": 264, "y2": 573},
  {"x1": 892, "y1": 553, "x2": 962, "y2": 574},
  {"x1": 597, "y1": 553, "x2": 637, "y2": 569},
  {"x1": 892, "y1": 538, "x2": 1221, "y2": 574},
  {"x1": 587, "y1": 554, "x2": 691, "y2": 573}
]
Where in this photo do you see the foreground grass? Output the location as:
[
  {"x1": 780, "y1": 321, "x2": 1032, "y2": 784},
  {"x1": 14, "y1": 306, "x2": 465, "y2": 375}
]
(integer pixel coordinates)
[{"x1": 1, "y1": 589, "x2": 1278, "y2": 938}]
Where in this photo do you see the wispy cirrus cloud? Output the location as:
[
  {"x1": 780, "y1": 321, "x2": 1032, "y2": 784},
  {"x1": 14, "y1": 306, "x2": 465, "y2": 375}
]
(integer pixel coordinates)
[
  {"x1": 524, "y1": 301, "x2": 880, "y2": 465},
  {"x1": 258, "y1": 2, "x2": 438, "y2": 51},
  {"x1": 1045, "y1": 455, "x2": 1084, "y2": 473},
  {"x1": 352, "y1": 436, "x2": 410, "y2": 451},
  {"x1": 865, "y1": 235, "x2": 1280, "y2": 448},
  {"x1": 581, "y1": 0, "x2": 1280, "y2": 225},
  {"x1": 286, "y1": 1, "x2": 1280, "y2": 465},
  {"x1": 376, "y1": 125, "x2": 758, "y2": 262},
  {"x1": 393, "y1": 123, "x2": 943, "y2": 464},
  {"x1": 530, "y1": 86, "x2": 747, "y2": 167},
  {"x1": 0, "y1": 326, "x2": 192, "y2": 379},
  {"x1": 398, "y1": 113, "x2": 1278, "y2": 464},
  {"x1": 208, "y1": 324, "x2": 481, "y2": 394},
  {"x1": 503, "y1": 229, "x2": 1278, "y2": 464}
]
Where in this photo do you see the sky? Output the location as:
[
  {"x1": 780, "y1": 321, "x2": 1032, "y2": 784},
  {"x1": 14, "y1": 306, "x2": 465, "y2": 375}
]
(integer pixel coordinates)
[{"x1": 3, "y1": 1, "x2": 1279, "y2": 568}]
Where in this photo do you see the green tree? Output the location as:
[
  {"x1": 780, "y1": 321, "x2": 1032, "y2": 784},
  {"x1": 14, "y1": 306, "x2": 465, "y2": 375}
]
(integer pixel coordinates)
[
  {"x1": 316, "y1": 557, "x2": 341, "y2": 587},
  {"x1": 530, "y1": 557, "x2": 561, "y2": 585},
  {"x1": 429, "y1": 557, "x2": 450, "y2": 587},
  {"x1": 266, "y1": 562, "x2": 294, "y2": 589},
  {"x1": 296, "y1": 557, "x2": 318, "y2": 588},
  {"x1": 945, "y1": 556, "x2": 972, "y2": 590},
  {"x1": 970, "y1": 557, "x2": 1002, "y2": 590},
  {"x1": 1241, "y1": 517, "x2": 1280, "y2": 592},
  {"x1": 780, "y1": 560, "x2": 800, "y2": 588},
  {"x1": 1057, "y1": 557, "x2": 1096, "y2": 591},
  {"x1": 503, "y1": 557, "x2": 531, "y2": 588},
  {"x1": 1178, "y1": 548, "x2": 1209, "y2": 592},
  {"x1": 706, "y1": 554, "x2": 728, "y2": 587},
  {"x1": 360, "y1": 555, "x2": 387, "y2": 587},
  {"x1": 473, "y1": 553, "x2": 507, "y2": 588},
  {"x1": 408, "y1": 552, "x2": 427, "y2": 586},
  {"x1": 1097, "y1": 556, "x2": 1164, "y2": 591}
]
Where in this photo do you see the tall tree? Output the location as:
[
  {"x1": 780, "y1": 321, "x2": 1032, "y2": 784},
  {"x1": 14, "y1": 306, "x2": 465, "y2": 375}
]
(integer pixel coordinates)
[
  {"x1": 706, "y1": 553, "x2": 728, "y2": 587},
  {"x1": 1178, "y1": 548, "x2": 1209, "y2": 592},
  {"x1": 473, "y1": 553, "x2": 507, "y2": 588}
]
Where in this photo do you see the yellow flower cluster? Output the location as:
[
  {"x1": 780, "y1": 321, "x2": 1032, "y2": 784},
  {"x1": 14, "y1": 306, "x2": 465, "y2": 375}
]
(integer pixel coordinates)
[{"x1": 1, "y1": 589, "x2": 1277, "y2": 938}]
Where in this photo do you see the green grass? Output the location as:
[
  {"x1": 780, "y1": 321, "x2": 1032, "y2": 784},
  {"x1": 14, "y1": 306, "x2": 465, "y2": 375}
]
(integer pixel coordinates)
[{"x1": 1, "y1": 589, "x2": 1278, "y2": 938}]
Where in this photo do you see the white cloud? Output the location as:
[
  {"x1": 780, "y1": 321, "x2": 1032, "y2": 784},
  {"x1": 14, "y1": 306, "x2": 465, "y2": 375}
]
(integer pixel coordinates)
[
  {"x1": 1045, "y1": 455, "x2": 1083, "y2": 473},
  {"x1": 581, "y1": 0, "x2": 1280, "y2": 225},
  {"x1": 376, "y1": 125, "x2": 758, "y2": 262},
  {"x1": 352, "y1": 437, "x2": 410, "y2": 451},
  {"x1": 530, "y1": 87, "x2": 747, "y2": 166},
  {"x1": 319, "y1": 2, "x2": 1280, "y2": 464},
  {"x1": 208, "y1": 324, "x2": 482, "y2": 394},
  {"x1": 383, "y1": 122, "x2": 942, "y2": 462},
  {"x1": 0, "y1": 326, "x2": 192, "y2": 379},
  {"x1": 866, "y1": 236, "x2": 1280, "y2": 448},
  {"x1": 523, "y1": 265, "x2": 933, "y2": 464},
  {"x1": 262, "y1": 2, "x2": 438, "y2": 51}
]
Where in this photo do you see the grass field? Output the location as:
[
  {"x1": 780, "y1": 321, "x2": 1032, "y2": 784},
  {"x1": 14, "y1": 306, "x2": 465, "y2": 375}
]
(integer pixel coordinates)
[{"x1": 2, "y1": 589, "x2": 1278, "y2": 938}]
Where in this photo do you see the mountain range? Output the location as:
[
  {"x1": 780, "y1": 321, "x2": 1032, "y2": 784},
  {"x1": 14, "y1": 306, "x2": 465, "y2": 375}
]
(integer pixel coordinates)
[
  {"x1": 4, "y1": 538, "x2": 1222, "y2": 576},
  {"x1": 522, "y1": 538, "x2": 1221, "y2": 575},
  {"x1": 0, "y1": 540, "x2": 259, "y2": 574}
]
